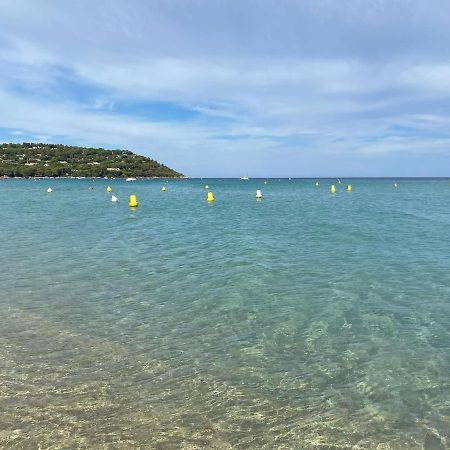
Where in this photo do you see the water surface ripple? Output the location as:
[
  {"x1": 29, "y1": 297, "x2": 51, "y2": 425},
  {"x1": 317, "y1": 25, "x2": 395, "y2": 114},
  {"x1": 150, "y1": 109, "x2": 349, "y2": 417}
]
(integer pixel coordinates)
[{"x1": 0, "y1": 178, "x2": 449, "y2": 449}]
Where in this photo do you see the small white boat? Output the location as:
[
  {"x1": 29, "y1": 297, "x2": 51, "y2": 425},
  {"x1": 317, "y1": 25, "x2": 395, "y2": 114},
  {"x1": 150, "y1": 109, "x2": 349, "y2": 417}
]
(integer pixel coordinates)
[
  {"x1": 240, "y1": 176, "x2": 249, "y2": 180},
  {"x1": 126, "y1": 177, "x2": 137, "y2": 182},
  {"x1": 111, "y1": 195, "x2": 118, "y2": 202}
]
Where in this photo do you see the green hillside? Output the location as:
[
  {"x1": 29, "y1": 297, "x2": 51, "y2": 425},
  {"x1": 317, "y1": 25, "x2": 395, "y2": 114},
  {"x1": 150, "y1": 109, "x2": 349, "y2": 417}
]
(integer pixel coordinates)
[{"x1": 0, "y1": 143, "x2": 183, "y2": 178}]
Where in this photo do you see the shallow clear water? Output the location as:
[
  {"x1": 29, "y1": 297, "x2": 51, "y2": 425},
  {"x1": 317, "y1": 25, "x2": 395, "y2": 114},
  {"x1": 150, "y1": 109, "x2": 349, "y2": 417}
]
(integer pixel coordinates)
[{"x1": 0, "y1": 178, "x2": 449, "y2": 449}]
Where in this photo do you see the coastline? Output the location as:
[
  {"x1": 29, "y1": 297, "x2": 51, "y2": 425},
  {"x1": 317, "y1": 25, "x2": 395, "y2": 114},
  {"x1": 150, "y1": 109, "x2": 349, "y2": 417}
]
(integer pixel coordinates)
[{"x1": 0, "y1": 175, "x2": 188, "y2": 180}]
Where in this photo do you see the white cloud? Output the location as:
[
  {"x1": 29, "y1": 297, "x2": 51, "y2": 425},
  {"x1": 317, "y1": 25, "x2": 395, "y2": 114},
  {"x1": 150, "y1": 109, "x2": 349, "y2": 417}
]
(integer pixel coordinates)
[{"x1": 0, "y1": 0, "x2": 450, "y2": 176}]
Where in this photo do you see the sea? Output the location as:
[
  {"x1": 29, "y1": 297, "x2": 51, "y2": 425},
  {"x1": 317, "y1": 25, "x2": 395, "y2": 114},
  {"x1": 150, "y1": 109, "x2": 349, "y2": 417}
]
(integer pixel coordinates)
[{"x1": 0, "y1": 178, "x2": 449, "y2": 449}]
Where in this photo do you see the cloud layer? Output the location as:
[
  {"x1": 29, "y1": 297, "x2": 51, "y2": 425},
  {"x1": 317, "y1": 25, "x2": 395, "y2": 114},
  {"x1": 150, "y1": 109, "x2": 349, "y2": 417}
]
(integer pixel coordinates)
[{"x1": 1, "y1": 0, "x2": 450, "y2": 176}]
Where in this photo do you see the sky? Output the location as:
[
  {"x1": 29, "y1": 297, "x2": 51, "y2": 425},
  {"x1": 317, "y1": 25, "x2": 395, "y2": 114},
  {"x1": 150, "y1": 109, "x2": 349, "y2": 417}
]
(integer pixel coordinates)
[{"x1": 1, "y1": 0, "x2": 450, "y2": 177}]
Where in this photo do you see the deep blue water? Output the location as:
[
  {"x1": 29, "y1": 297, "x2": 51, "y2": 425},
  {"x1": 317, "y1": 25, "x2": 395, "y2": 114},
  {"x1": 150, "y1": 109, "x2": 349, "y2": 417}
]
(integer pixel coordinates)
[{"x1": 0, "y1": 178, "x2": 449, "y2": 449}]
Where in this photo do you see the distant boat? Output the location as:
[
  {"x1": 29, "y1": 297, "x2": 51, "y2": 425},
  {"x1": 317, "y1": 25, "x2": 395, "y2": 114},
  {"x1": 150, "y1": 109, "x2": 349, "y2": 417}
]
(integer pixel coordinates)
[
  {"x1": 240, "y1": 175, "x2": 249, "y2": 180},
  {"x1": 126, "y1": 177, "x2": 137, "y2": 182}
]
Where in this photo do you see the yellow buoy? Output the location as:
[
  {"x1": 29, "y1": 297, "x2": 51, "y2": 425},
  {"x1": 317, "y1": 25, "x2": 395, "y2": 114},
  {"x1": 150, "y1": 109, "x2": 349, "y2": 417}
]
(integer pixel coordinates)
[
  {"x1": 330, "y1": 184, "x2": 336, "y2": 193},
  {"x1": 347, "y1": 184, "x2": 352, "y2": 192},
  {"x1": 129, "y1": 194, "x2": 139, "y2": 207},
  {"x1": 106, "y1": 186, "x2": 112, "y2": 192},
  {"x1": 207, "y1": 191, "x2": 215, "y2": 202},
  {"x1": 47, "y1": 187, "x2": 53, "y2": 193},
  {"x1": 161, "y1": 186, "x2": 166, "y2": 192}
]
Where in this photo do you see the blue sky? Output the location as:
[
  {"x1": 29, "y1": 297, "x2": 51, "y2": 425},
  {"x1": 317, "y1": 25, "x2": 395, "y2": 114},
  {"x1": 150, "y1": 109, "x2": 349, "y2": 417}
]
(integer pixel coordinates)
[{"x1": 1, "y1": 0, "x2": 450, "y2": 177}]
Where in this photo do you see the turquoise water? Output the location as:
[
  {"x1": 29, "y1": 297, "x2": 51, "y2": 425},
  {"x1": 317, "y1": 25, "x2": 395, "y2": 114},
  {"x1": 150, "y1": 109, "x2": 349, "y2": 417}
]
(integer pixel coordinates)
[{"x1": 0, "y1": 178, "x2": 449, "y2": 449}]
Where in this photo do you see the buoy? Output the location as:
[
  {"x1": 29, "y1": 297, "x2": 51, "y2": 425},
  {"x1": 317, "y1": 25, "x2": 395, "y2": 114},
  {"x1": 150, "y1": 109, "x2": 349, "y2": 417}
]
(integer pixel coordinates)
[
  {"x1": 106, "y1": 186, "x2": 112, "y2": 192},
  {"x1": 256, "y1": 189, "x2": 263, "y2": 199},
  {"x1": 347, "y1": 184, "x2": 352, "y2": 192},
  {"x1": 338, "y1": 179, "x2": 341, "y2": 184},
  {"x1": 330, "y1": 184, "x2": 336, "y2": 193},
  {"x1": 204, "y1": 185, "x2": 209, "y2": 189},
  {"x1": 111, "y1": 195, "x2": 118, "y2": 202},
  {"x1": 394, "y1": 183, "x2": 398, "y2": 188},
  {"x1": 161, "y1": 186, "x2": 166, "y2": 192},
  {"x1": 315, "y1": 181, "x2": 319, "y2": 187},
  {"x1": 47, "y1": 187, "x2": 53, "y2": 193},
  {"x1": 264, "y1": 180, "x2": 268, "y2": 184},
  {"x1": 129, "y1": 194, "x2": 138, "y2": 207},
  {"x1": 207, "y1": 192, "x2": 215, "y2": 202}
]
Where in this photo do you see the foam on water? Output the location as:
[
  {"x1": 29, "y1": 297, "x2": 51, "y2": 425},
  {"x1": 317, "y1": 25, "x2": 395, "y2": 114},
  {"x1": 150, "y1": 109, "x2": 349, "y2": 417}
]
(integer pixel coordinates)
[{"x1": 0, "y1": 178, "x2": 449, "y2": 449}]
